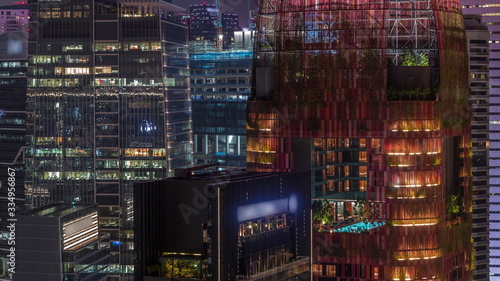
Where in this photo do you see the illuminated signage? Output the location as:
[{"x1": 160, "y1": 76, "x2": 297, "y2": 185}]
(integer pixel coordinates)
[{"x1": 237, "y1": 194, "x2": 298, "y2": 223}]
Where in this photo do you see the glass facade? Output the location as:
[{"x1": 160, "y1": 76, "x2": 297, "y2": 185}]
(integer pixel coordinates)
[
  {"x1": 189, "y1": 3, "x2": 240, "y2": 49},
  {"x1": 249, "y1": 0, "x2": 471, "y2": 280},
  {"x1": 0, "y1": 29, "x2": 27, "y2": 267},
  {"x1": 27, "y1": 0, "x2": 192, "y2": 279},
  {"x1": 62, "y1": 236, "x2": 111, "y2": 281},
  {"x1": 190, "y1": 37, "x2": 252, "y2": 168},
  {"x1": 16, "y1": 204, "x2": 110, "y2": 281}
]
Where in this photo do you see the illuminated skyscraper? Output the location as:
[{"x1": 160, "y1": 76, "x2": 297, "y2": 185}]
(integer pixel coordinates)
[
  {"x1": 464, "y1": 14, "x2": 490, "y2": 281},
  {"x1": 0, "y1": 4, "x2": 29, "y2": 35},
  {"x1": 0, "y1": 4, "x2": 29, "y2": 273},
  {"x1": 248, "y1": 0, "x2": 472, "y2": 280},
  {"x1": 462, "y1": 2, "x2": 500, "y2": 280},
  {"x1": 26, "y1": 0, "x2": 192, "y2": 279},
  {"x1": 189, "y1": 3, "x2": 240, "y2": 49},
  {"x1": 0, "y1": 28, "x2": 27, "y2": 275},
  {"x1": 190, "y1": 30, "x2": 253, "y2": 168}
]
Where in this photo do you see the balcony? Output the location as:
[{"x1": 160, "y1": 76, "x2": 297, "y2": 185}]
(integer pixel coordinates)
[{"x1": 387, "y1": 65, "x2": 436, "y2": 101}]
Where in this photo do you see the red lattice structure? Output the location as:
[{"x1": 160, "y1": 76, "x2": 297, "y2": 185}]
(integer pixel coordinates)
[{"x1": 248, "y1": 0, "x2": 471, "y2": 280}]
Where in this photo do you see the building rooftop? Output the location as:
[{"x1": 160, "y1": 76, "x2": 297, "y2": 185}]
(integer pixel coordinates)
[
  {"x1": 169, "y1": 167, "x2": 279, "y2": 182},
  {"x1": 20, "y1": 203, "x2": 92, "y2": 218},
  {"x1": 0, "y1": 4, "x2": 29, "y2": 10},
  {"x1": 464, "y1": 15, "x2": 488, "y2": 31}
]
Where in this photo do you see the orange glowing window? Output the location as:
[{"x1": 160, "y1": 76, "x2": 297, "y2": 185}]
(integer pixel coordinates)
[
  {"x1": 327, "y1": 139, "x2": 335, "y2": 149},
  {"x1": 344, "y1": 138, "x2": 350, "y2": 148},
  {"x1": 359, "y1": 151, "x2": 367, "y2": 162},
  {"x1": 359, "y1": 166, "x2": 367, "y2": 177},
  {"x1": 327, "y1": 151, "x2": 335, "y2": 162},
  {"x1": 313, "y1": 264, "x2": 322, "y2": 275},
  {"x1": 314, "y1": 138, "x2": 323, "y2": 149},
  {"x1": 360, "y1": 138, "x2": 366, "y2": 148},
  {"x1": 327, "y1": 166, "x2": 335, "y2": 177},
  {"x1": 359, "y1": 180, "x2": 367, "y2": 191},
  {"x1": 328, "y1": 180, "x2": 334, "y2": 189},
  {"x1": 326, "y1": 265, "x2": 336, "y2": 276}
]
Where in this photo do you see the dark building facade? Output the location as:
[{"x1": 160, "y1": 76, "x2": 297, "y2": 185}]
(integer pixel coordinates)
[
  {"x1": 189, "y1": 3, "x2": 240, "y2": 49},
  {"x1": 0, "y1": 29, "x2": 27, "y2": 272},
  {"x1": 189, "y1": 3, "x2": 217, "y2": 41},
  {"x1": 26, "y1": 0, "x2": 191, "y2": 279},
  {"x1": 222, "y1": 13, "x2": 239, "y2": 45},
  {"x1": 134, "y1": 170, "x2": 311, "y2": 281},
  {"x1": 15, "y1": 204, "x2": 109, "y2": 281},
  {"x1": 248, "y1": 0, "x2": 472, "y2": 280}
]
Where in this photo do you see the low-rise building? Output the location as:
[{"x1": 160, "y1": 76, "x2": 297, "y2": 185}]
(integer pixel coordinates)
[
  {"x1": 15, "y1": 204, "x2": 110, "y2": 281},
  {"x1": 134, "y1": 170, "x2": 311, "y2": 281}
]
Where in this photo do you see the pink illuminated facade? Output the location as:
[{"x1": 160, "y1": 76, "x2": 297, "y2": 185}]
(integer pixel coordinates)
[
  {"x1": 0, "y1": 5, "x2": 28, "y2": 35},
  {"x1": 248, "y1": 0, "x2": 472, "y2": 280}
]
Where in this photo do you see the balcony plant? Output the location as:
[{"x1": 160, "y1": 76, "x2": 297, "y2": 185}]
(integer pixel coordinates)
[
  {"x1": 399, "y1": 50, "x2": 429, "y2": 66},
  {"x1": 312, "y1": 199, "x2": 334, "y2": 225}
]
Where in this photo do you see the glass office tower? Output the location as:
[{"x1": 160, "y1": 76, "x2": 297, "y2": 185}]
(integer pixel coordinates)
[
  {"x1": 0, "y1": 29, "x2": 27, "y2": 274},
  {"x1": 249, "y1": 0, "x2": 472, "y2": 280},
  {"x1": 190, "y1": 31, "x2": 253, "y2": 168},
  {"x1": 189, "y1": 3, "x2": 240, "y2": 49},
  {"x1": 26, "y1": 0, "x2": 192, "y2": 279}
]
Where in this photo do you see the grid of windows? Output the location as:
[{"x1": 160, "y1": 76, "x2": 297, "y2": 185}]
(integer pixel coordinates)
[
  {"x1": 27, "y1": 0, "x2": 192, "y2": 279},
  {"x1": 190, "y1": 45, "x2": 252, "y2": 168},
  {"x1": 461, "y1": 3, "x2": 500, "y2": 279}
]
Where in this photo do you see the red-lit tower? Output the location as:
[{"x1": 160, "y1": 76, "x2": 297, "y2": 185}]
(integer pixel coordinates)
[{"x1": 248, "y1": 0, "x2": 472, "y2": 280}]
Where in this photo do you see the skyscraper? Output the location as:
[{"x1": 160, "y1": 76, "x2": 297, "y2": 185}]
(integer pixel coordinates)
[
  {"x1": 189, "y1": 3, "x2": 240, "y2": 49},
  {"x1": 249, "y1": 0, "x2": 472, "y2": 280},
  {"x1": 461, "y1": 2, "x2": 500, "y2": 280},
  {"x1": 0, "y1": 4, "x2": 28, "y2": 274},
  {"x1": 26, "y1": 0, "x2": 192, "y2": 279},
  {"x1": 0, "y1": 4, "x2": 29, "y2": 35},
  {"x1": 0, "y1": 31, "x2": 28, "y2": 276},
  {"x1": 464, "y1": 14, "x2": 490, "y2": 281},
  {"x1": 190, "y1": 30, "x2": 253, "y2": 168}
]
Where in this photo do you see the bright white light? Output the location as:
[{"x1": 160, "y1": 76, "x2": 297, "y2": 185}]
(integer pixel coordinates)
[
  {"x1": 288, "y1": 194, "x2": 298, "y2": 213},
  {"x1": 140, "y1": 120, "x2": 156, "y2": 133},
  {"x1": 7, "y1": 39, "x2": 22, "y2": 55},
  {"x1": 237, "y1": 194, "x2": 298, "y2": 223}
]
